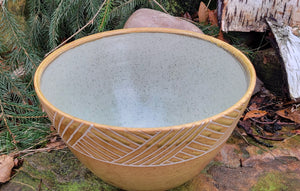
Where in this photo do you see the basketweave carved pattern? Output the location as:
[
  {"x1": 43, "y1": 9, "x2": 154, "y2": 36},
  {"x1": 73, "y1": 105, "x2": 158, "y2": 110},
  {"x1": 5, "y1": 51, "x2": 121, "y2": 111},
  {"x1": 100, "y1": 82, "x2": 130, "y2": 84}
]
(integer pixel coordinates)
[{"x1": 42, "y1": 103, "x2": 245, "y2": 167}]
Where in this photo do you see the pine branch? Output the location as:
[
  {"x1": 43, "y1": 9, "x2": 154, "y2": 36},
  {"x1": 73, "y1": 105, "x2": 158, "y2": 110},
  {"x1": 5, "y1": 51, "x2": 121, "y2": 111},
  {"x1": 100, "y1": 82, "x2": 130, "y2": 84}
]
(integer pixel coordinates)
[
  {"x1": 48, "y1": 0, "x2": 64, "y2": 49},
  {"x1": 151, "y1": 0, "x2": 168, "y2": 14},
  {"x1": 0, "y1": 4, "x2": 38, "y2": 71},
  {"x1": 98, "y1": 0, "x2": 113, "y2": 32},
  {"x1": 1, "y1": 0, "x2": 170, "y2": 155},
  {"x1": 45, "y1": 0, "x2": 107, "y2": 57},
  {"x1": 0, "y1": 99, "x2": 17, "y2": 145},
  {"x1": 26, "y1": 0, "x2": 51, "y2": 54},
  {"x1": 110, "y1": 0, "x2": 147, "y2": 19}
]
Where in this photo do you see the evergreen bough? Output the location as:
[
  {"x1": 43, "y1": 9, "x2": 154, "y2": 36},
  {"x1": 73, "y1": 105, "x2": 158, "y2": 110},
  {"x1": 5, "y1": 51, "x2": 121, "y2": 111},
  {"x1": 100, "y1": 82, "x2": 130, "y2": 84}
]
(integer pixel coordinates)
[{"x1": 0, "y1": 0, "x2": 167, "y2": 154}]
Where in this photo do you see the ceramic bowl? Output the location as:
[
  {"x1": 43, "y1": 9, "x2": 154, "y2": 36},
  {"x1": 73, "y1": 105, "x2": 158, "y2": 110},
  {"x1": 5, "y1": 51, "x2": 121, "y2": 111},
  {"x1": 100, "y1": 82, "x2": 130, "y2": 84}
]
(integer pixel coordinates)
[{"x1": 34, "y1": 28, "x2": 256, "y2": 191}]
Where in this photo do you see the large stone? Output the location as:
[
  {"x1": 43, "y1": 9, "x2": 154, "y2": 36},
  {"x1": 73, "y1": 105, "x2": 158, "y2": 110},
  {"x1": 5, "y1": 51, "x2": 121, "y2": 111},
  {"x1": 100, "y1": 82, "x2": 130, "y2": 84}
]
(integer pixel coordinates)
[{"x1": 124, "y1": 8, "x2": 203, "y2": 33}]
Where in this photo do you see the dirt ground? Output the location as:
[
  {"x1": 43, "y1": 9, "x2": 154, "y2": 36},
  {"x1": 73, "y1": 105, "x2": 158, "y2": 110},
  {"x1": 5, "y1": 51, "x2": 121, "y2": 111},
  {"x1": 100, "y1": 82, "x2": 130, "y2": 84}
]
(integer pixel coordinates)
[{"x1": 1, "y1": 131, "x2": 300, "y2": 191}]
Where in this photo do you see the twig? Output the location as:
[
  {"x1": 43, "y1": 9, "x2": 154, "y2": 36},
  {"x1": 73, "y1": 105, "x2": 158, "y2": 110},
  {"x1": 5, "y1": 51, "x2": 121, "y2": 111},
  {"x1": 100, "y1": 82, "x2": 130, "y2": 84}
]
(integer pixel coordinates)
[
  {"x1": 277, "y1": 121, "x2": 296, "y2": 125},
  {"x1": 37, "y1": 179, "x2": 43, "y2": 191},
  {"x1": 235, "y1": 129, "x2": 249, "y2": 145},
  {"x1": 238, "y1": 122, "x2": 273, "y2": 147},
  {"x1": 256, "y1": 135, "x2": 285, "y2": 141},
  {"x1": 11, "y1": 141, "x2": 65, "y2": 158},
  {"x1": 254, "y1": 123, "x2": 265, "y2": 136},
  {"x1": 206, "y1": 0, "x2": 212, "y2": 10},
  {"x1": 44, "y1": 0, "x2": 107, "y2": 57},
  {"x1": 283, "y1": 134, "x2": 299, "y2": 142},
  {"x1": 152, "y1": 0, "x2": 168, "y2": 14},
  {"x1": 10, "y1": 136, "x2": 49, "y2": 157},
  {"x1": 11, "y1": 180, "x2": 36, "y2": 190},
  {"x1": 250, "y1": 135, "x2": 273, "y2": 147},
  {"x1": 250, "y1": 117, "x2": 277, "y2": 125}
]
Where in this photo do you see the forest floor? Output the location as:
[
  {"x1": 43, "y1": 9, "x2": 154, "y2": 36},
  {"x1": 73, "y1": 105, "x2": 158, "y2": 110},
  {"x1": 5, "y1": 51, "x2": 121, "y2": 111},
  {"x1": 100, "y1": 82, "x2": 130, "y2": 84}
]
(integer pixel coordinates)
[
  {"x1": 1, "y1": 84, "x2": 300, "y2": 191},
  {"x1": 1, "y1": 128, "x2": 300, "y2": 191}
]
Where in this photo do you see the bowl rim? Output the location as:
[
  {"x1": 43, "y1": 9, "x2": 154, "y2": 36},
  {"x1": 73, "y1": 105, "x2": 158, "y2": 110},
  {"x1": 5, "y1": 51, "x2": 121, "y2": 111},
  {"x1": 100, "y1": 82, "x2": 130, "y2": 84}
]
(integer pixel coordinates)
[{"x1": 34, "y1": 27, "x2": 256, "y2": 131}]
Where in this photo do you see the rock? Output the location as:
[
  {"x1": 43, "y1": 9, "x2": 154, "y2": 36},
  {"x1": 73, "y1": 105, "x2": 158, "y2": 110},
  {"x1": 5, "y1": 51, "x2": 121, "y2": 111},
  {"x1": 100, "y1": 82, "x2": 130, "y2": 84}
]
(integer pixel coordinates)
[
  {"x1": 124, "y1": 8, "x2": 203, "y2": 33},
  {"x1": 214, "y1": 144, "x2": 242, "y2": 168},
  {"x1": 189, "y1": 174, "x2": 218, "y2": 191}
]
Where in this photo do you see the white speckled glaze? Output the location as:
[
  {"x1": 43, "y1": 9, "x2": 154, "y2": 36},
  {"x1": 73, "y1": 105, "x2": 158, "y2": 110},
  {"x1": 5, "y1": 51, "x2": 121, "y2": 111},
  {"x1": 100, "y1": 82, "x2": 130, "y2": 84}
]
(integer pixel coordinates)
[{"x1": 41, "y1": 32, "x2": 248, "y2": 128}]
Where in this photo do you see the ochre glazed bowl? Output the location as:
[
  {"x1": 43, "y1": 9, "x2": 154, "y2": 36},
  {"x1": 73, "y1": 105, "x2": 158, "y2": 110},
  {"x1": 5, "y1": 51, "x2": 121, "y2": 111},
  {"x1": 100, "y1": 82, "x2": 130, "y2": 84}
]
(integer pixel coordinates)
[{"x1": 34, "y1": 28, "x2": 256, "y2": 191}]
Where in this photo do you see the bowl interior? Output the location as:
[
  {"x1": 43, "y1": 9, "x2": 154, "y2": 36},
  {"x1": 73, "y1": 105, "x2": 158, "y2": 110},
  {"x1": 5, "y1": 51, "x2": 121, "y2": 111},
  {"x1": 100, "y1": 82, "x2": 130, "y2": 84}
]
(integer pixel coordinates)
[{"x1": 40, "y1": 32, "x2": 249, "y2": 128}]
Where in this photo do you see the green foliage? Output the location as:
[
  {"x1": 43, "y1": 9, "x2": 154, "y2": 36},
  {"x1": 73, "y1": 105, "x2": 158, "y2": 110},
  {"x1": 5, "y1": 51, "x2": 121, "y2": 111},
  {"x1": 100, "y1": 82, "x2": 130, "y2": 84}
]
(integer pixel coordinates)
[
  {"x1": 0, "y1": 4, "x2": 38, "y2": 72},
  {"x1": 98, "y1": 0, "x2": 113, "y2": 32},
  {"x1": 0, "y1": 2, "x2": 49, "y2": 154},
  {"x1": 161, "y1": 0, "x2": 201, "y2": 16},
  {"x1": 0, "y1": 0, "x2": 170, "y2": 154}
]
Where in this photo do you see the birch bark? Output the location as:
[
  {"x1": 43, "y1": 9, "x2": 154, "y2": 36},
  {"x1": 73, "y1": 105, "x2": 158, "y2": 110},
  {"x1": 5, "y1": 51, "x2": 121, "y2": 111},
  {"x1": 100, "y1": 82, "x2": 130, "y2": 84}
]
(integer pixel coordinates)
[
  {"x1": 218, "y1": 0, "x2": 300, "y2": 32},
  {"x1": 266, "y1": 19, "x2": 300, "y2": 100}
]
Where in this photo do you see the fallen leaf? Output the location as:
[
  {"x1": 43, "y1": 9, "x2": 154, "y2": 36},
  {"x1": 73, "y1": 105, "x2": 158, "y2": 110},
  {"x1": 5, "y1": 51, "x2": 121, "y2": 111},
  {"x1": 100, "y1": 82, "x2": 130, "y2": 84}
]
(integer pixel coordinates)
[
  {"x1": 50, "y1": 125, "x2": 56, "y2": 132},
  {"x1": 250, "y1": 95, "x2": 265, "y2": 106},
  {"x1": 198, "y1": 2, "x2": 208, "y2": 23},
  {"x1": 0, "y1": 155, "x2": 14, "y2": 183},
  {"x1": 183, "y1": 12, "x2": 192, "y2": 20},
  {"x1": 249, "y1": 103, "x2": 259, "y2": 110},
  {"x1": 50, "y1": 135, "x2": 58, "y2": 143},
  {"x1": 217, "y1": 30, "x2": 228, "y2": 42},
  {"x1": 243, "y1": 110, "x2": 268, "y2": 121},
  {"x1": 14, "y1": 158, "x2": 18, "y2": 167},
  {"x1": 276, "y1": 106, "x2": 300, "y2": 124},
  {"x1": 263, "y1": 55, "x2": 268, "y2": 64},
  {"x1": 292, "y1": 129, "x2": 300, "y2": 134},
  {"x1": 208, "y1": 9, "x2": 218, "y2": 26}
]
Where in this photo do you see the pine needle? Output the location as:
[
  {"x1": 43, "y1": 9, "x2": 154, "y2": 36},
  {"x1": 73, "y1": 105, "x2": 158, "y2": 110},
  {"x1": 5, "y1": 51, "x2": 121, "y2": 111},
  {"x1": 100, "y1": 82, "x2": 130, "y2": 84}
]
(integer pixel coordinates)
[
  {"x1": 45, "y1": 0, "x2": 107, "y2": 57},
  {"x1": 98, "y1": 0, "x2": 112, "y2": 32},
  {"x1": 0, "y1": 100, "x2": 17, "y2": 144}
]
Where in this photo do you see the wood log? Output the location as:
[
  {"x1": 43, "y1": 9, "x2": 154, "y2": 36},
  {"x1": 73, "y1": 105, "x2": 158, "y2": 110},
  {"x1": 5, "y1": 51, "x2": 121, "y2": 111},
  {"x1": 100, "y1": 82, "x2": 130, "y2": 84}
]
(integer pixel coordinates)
[
  {"x1": 218, "y1": 0, "x2": 300, "y2": 32},
  {"x1": 252, "y1": 48, "x2": 288, "y2": 97},
  {"x1": 266, "y1": 18, "x2": 300, "y2": 100}
]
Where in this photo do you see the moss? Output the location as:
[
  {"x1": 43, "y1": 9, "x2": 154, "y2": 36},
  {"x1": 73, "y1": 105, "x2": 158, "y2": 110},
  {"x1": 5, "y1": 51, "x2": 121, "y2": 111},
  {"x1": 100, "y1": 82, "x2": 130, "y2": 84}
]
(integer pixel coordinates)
[
  {"x1": 233, "y1": 148, "x2": 241, "y2": 154},
  {"x1": 256, "y1": 149, "x2": 264, "y2": 155},
  {"x1": 251, "y1": 172, "x2": 288, "y2": 191},
  {"x1": 2, "y1": 149, "x2": 118, "y2": 191},
  {"x1": 56, "y1": 181, "x2": 117, "y2": 191},
  {"x1": 169, "y1": 181, "x2": 192, "y2": 191},
  {"x1": 287, "y1": 135, "x2": 300, "y2": 145},
  {"x1": 201, "y1": 160, "x2": 223, "y2": 174}
]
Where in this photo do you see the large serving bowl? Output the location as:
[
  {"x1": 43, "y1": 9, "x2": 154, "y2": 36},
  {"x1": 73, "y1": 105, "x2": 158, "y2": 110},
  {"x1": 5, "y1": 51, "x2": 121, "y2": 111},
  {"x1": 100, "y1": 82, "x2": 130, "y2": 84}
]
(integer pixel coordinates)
[{"x1": 34, "y1": 28, "x2": 256, "y2": 191}]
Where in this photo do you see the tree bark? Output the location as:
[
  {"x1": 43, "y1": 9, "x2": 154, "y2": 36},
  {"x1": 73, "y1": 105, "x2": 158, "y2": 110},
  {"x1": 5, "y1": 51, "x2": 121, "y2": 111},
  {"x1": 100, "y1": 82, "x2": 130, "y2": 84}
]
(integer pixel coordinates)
[
  {"x1": 266, "y1": 19, "x2": 300, "y2": 100},
  {"x1": 218, "y1": 0, "x2": 300, "y2": 32}
]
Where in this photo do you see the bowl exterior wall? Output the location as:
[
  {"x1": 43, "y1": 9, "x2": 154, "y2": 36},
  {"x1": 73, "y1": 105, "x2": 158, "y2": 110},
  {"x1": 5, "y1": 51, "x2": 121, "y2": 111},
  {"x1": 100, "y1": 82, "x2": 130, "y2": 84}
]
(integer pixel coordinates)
[
  {"x1": 39, "y1": 98, "x2": 248, "y2": 191},
  {"x1": 70, "y1": 141, "x2": 223, "y2": 191}
]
